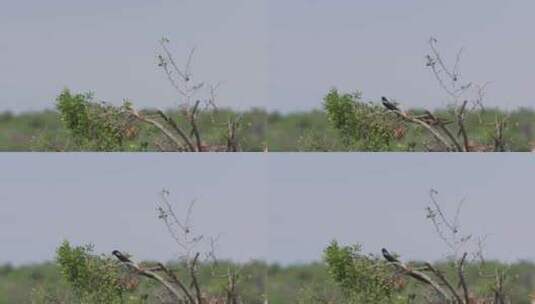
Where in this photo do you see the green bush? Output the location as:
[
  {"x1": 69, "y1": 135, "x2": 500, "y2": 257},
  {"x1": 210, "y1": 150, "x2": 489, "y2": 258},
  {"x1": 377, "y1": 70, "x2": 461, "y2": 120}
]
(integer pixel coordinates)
[
  {"x1": 324, "y1": 241, "x2": 405, "y2": 304},
  {"x1": 56, "y1": 241, "x2": 133, "y2": 304},
  {"x1": 323, "y1": 89, "x2": 404, "y2": 151},
  {"x1": 56, "y1": 89, "x2": 137, "y2": 151}
]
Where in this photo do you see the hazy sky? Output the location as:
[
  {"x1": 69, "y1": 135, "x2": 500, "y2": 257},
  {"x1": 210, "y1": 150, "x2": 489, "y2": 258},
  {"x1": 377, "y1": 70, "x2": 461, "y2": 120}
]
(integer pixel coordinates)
[
  {"x1": 2, "y1": 1, "x2": 535, "y2": 113},
  {"x1": 1, "y1": 0, "x2": 268, "y2": 113},
  {"x1": 1, "y1": 154, "x2": 535, "y2": 266},
  {"x1": 267, "y1": 0, "x2": 535, "y2": 111},
  {"x1": 0, "y1": 154, "x2": 269, "y2": 265}
]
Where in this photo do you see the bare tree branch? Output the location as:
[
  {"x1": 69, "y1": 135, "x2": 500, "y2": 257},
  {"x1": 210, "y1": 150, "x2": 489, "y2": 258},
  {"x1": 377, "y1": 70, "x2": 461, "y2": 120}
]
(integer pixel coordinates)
[
  {"x1": 458, "y1": 252, "x2": 471, "y2": 304},
  {"x1": 156, "y1": 110, "x2": 196, "y2": 152},
  {"x1": 383, "y1": 104, "x2": 455, "y2": 151},
  {"x1": 457, "y1": 100, "x2": 470, "y2": 151},
  {"x1": 424, "y1": 262, "x2": 463, "y2": 303},
  {"x1": 129, "y1": 109, "x2": 186, "y2": 151},
  {"x1": 383, "y1": 252, "x2": 450, "y2": 301},
  {"x1": 113, "y1": 251, "x2": 184, "y2": 302},
  {"x1": 190, "y1": 100, "x2": 203, "y2": 151},
  {"x1": 190, "y1": 252, "x2": 203, "y2": 304}
]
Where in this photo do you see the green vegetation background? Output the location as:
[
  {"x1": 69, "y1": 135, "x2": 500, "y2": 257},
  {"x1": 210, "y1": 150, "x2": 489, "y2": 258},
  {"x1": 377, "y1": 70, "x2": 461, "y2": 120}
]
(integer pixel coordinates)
[
  {"x1": 2, "y1": 107, "x2": 534, "y2": 151},
  {"x1": 2, "y1": 260, "x2": 535, "y2": 303}
]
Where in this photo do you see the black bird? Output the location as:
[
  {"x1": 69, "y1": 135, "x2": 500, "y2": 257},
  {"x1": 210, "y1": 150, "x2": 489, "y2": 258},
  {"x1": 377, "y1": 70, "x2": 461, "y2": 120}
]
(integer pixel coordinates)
[
  {"x1": 381, "y1": 96, "x2": 399, "y2": 111},
  {"x1": 382, "y1": 248, "x2": 399, "y2": 263},
  {"x1": 112, "y1": 250, "x2": 132, "y2": 263}
]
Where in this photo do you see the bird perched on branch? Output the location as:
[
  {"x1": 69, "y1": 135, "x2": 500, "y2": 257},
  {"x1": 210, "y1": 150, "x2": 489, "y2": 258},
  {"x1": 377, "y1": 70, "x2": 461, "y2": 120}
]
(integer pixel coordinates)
[
  {"x1": 381, "y1": 97, "x2": 400, "y2": 111},
  {"x1": 112, "y1": 250, "x2": 133, "y2": 263},
  {"x1": 382, "y1": 248, "x2": 399, "y2": 263}
]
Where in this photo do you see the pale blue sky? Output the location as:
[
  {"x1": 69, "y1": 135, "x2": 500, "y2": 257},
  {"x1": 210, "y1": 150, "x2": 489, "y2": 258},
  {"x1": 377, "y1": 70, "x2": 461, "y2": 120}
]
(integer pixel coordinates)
[
  {"x1": 2, "y1": 1, "x2": 535, "y2": 113},
  {"x1": 1, "y1": 154, "x2": 535, "y2": 265}
]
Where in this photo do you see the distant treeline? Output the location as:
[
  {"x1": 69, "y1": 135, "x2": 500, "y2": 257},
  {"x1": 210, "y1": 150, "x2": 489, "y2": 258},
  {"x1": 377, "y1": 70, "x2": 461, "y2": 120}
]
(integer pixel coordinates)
[
  {"x1": 2, "y1": 260, "x2": 535, "y2": 304},
  {"x1": 1, "y1": 107, "x2": 534, "y2": 151}
]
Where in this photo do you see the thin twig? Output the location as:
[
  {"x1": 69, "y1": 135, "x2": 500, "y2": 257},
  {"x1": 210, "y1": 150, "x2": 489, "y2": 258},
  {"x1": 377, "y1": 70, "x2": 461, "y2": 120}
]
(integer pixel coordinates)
[{"x1": 160, "y1": 39, "x2": 189, "y2": 82}]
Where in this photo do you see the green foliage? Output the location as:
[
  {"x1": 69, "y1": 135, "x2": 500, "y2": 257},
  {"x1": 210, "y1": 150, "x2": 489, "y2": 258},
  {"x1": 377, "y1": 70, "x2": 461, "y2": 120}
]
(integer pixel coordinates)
[
  {"x1": 324, "y1": 241, "x2": 405, "y2": 304},
  {"x1": 323, "y1": 89, "x2": 404, "y2": 151},
  {"x1": 267, "y1": 109, "x2": 339, "y2": 151},
  {"x1": 2, "y1": 94, "x2": 535, "y2": 151},
  {"x1": 55, "y1": 240, "x2": 266, "y2": 304},
  {"x1": 2, "y1": 258, "x2": 535, "y2": 303},
  {"x1": 0, "y1": 262, "x2": 72, "y2": 304},
  {"x1": 267, "y1": 262, "x2": 340, "y2": 304},
  {"x1": 297, "y1": 130, "x2": 345, "y2": 152},
  {"x1": 0, "y1": 89, "x2": 267, "y2": 151},
  {"x1": 296, "y1": 283, "x2": 343, "y2": 304},
  {"x1": 56, "y1": 90, "x2": 91, "y2": 135},
  {"x1": 31, "y1": 283, "x2": 75, "y2": 304},
  {"x1": 56, "y1": 241, "x2": 131, "y2": 304},
  {"x1": 55, "y1": 88, "x2": 264, "y2": 152},
  {"x1": 56, "y1": 89, "x2": 138, "y2": 151}
]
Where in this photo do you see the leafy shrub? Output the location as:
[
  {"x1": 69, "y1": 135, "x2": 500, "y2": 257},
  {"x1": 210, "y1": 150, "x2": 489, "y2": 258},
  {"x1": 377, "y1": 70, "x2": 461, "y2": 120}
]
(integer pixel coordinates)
[
  {"x1": 56, "y1": 241, "x2": 133, "y2": 304},
  {"x1": 324, "y1": 241, "x2": 405, "y2": 304},
  {"x1": 56, "y1": 89, "x2": 138, "y2": 151},
  {"x1": 323, "y1": 89, "x2": 404, "y2": 151}
]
